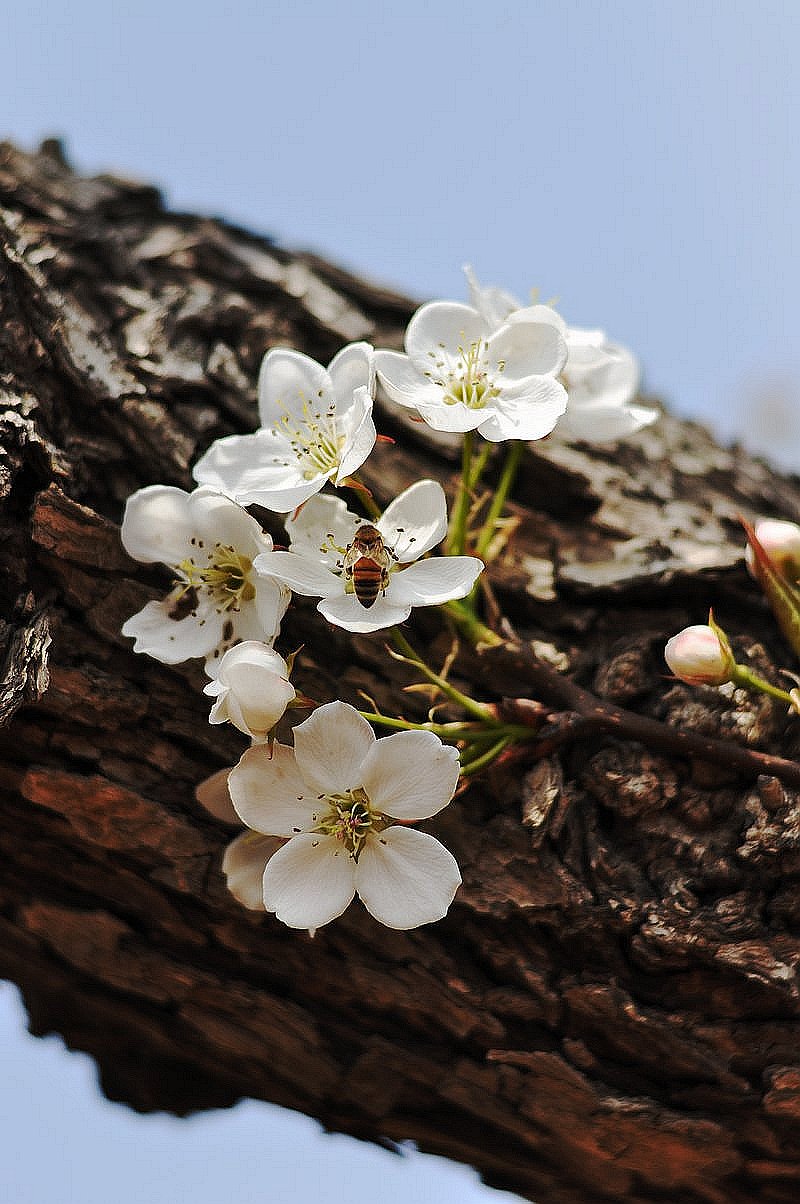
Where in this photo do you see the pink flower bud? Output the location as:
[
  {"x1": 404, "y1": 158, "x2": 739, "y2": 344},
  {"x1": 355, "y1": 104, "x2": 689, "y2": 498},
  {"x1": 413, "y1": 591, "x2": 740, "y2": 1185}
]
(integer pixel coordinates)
[
  {"x1": 745, "y1": 519, "x2": 800, "y2": 581},
  {"x1": 664, "y1": 624, "x2": 735, "y2": 686}
]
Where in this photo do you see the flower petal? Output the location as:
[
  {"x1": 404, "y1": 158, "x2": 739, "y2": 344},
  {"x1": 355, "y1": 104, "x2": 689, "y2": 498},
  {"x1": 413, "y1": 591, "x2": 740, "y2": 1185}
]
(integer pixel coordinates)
[
  {"x1": 195, "y1": 766, "x2": 239, "y2": 824},
  {"x1": 355, "y1": 827, "x2": 461, "y2": 929},
  {"x1": 327, "y1": 341, "x2": 375, "y2": 404},
  {"x1": 374, "y1": 350, "x2": 433, "y2": 409},
  {"x1": 258, "y1": 348, "x2": 333, "y2": 428},
  {"x1": 463, "y1": 265, "x2": 519, "y2": 329},
  {"x1": 477, "y1": 379, "x2": 568, "y2": 442},
  {"x1": 254, "y1": 575, "x2": 290, "y2": 642},
  {"x1": 255, "y1": 550, "x2": 340, "y2": 597},
  {"x1": 121, "y1": 485, "x2": 195, "y2": 565},
  {"x1": 318, "y1": 592, "x2": 412, "y2": 633},
  {"x1": 335, "y1": 387, "x2": 376, "y2": 481},
  {"x1": 292, "y1": 701, "x2": 375, "y2": 794},
  {"x1": 387, "y1": 556, "x2": 483, "y2": 606},
  {"x1": 192, "y1": 429, "x2": 329, "y2": 511},
  {"x1": 414, "y1": 397, "x2": 490, "y2": 434},
  {"x1": 189, "y1": 488, "x2": 272, "y2": 556},
  {"x1": 222, "y1": 832, "x2": 281, "y2": 910},
  {"x1": 360, "y1": 731, "x2": 460, "y2": 819},
  {"x1": 286, "y1": 493, "x2": 360, "y2": 567},
  {"x1": 122, "y1": 597, "x2": 224, "y2": 663},
  {"x1": 262, "y1": 833, "x2": 356, "y2": 928},
  {"x1": 488, "y1": 318, "x2": 567, "y2": 382},
  {"x1": 378, "y1": 479, "x2": 447, "y2": 561},
  {"x1": 405, "y1": 301, "x2": 486, "y2": 374},
  {"x1": 228, "y1": 742, "x2": 320, "y2": 835}
]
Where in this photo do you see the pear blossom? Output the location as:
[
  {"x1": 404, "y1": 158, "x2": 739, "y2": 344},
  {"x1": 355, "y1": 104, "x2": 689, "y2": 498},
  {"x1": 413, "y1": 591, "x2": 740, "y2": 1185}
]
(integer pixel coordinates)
[
  {"x1": 222, "y1": 831, "x2": 281, "y2": 911},
  {"x1": 375, "y1": 299, "x2": 568, "y2": 442},
  {"x1": 192, "y1": 343, "x2": 376, "y2": 511},
  {"x1": 745, "y1": 519, "x2": 800, "y2": 581},
  {"x1": 464, "y1": 265, "x2": 656, "y2": 441},
  {"x1": 228, "y1": 701, "x2": 462, "y2": 929},
  {"x1": 254, "y1": 480, "x2": 483, "y2": 633},
  {"x1": 664, "y1": 624, "x2": 735, "y2": 686},
  {"x1": 204, "y1": 641, "x2": 296, "y2": 741},
  {"x1": 121, "y1": 484, "x2": 288, "y2": 671}
]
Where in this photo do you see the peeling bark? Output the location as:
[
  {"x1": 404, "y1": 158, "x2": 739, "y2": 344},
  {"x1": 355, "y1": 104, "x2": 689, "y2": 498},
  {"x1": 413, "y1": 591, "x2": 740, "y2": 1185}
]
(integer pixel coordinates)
[{"x1": 3, "y1": 139, "x2": 800, "y2": 1203}]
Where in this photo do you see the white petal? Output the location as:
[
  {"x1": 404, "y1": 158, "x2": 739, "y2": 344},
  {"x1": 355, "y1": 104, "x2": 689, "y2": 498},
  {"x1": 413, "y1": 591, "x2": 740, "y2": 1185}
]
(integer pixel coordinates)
[
  {"x1": 286, "y1": 493, "x2": 360, "y2": 566},
  {"x1": 508, "y1": 303, "x2": 568, "y2": 337},
  {"x1": 477, "y1": 380, "x2": 568, "y2": 442},
  {"x1": 375, "y1": 350, "x2": 442, "y2": 410},
  {"x1": 222, "y1": 832, "x2": 280, "y2": 910},
  {"x1": 258, "y1": 348, "x2": 333, "y2": 428},
  {"x1": 488, "y1": 319, "x2": 567, "y2": 382},
  {"x1": 378, "y1": 479, "x2": 447, "y2": 561},
  {"x1": 327, "y1": 341, "x2": 375, "y2": 403},
  {"x1": 195, "y1": 766, "x2": 239, "y2": 823},
  {"x1": 560, "y1": 400, "x2": 658, "y2": 442},
  {"x1": 254, "y1": 575, "x2": 290, "y2": 641},
  {"x1": 355, "y1": 827, "x2": 461, "y2": 929},
  {"x1": 121, "y1": 485, "x2": 194, "y2": 565},
  {"x1": 190, "y1": 488, "x2": 271, "y2": 557},
  {"x1": 293, "y1": 701, "x2": 374, "y2": 794},
  {"x1": 262, "y1": 833, "x2": 356, "y2": 928},
  {"x1": 255, "y1": 550, "x2": 340, "y2": 597},
  {"x1": 360, "y1": 731, "x2": 460, "y2": 819},
  {"x1": 388, "y1": 556, "x2": 483, "y2": 606},
  {"x1": 228, "y1": 742, "x2": 320, "y2": 835},
  {"x1": 463, "y1": 265, "x2": 519, "y2": 329},
  {"x1": 405, "y1": 301, "x2": 487, "y2": 374},
  {"x1": 122, "y1": 597, "x2": 224, "y2": 663},
  {"x1": 193, "y1": 430, "x2": 328, "y2": 511},
  {"x1": 335, "y1": 387, "x2": 377, "y2": 481},
  {"x1": 318, "y1": 592, "x2": 412, "y2": 633},
  {"x1": 414, "y1": 397, "x2": 489, "y2": 434}
]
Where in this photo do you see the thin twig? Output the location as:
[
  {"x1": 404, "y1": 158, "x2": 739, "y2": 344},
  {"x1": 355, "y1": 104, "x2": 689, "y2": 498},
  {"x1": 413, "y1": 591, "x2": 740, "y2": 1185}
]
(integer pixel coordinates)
[{"x1": 489, "y1": 640, "x2": 800, "y2": 790}]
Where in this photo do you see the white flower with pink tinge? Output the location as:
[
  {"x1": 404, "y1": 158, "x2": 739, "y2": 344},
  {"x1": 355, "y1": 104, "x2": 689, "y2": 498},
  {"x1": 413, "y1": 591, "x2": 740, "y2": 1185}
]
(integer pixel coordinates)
[
  {"x1": 192, "y1": 343, "x2": 376, "y2": 512},
  {"x1": 228, "y1": 701, "x2": 462, "y2": 930}
]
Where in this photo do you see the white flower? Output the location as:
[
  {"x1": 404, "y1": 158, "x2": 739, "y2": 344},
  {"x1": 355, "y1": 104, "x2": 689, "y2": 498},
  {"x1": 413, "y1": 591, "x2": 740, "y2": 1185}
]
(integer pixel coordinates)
[
  {"x1": 228, "y1": 701, "x2": 462, "y2": 929},
  {"x1": 121, "y1": 484, "x2": 289, "y2": 671},
  {"x1": 464, "y1": 265, "x2": 656, "y2": 442},
  {"x1": 222, "y1": 831, "x2": 281, "y2": 911},
  {"x1": 204, "y1": 641, "x2": 296, "y2": 741},
  {"x1": 664, "y1": 624, "x2": 735, "y2": 686},
  {"x1": 375, "y1": 299, "x2": 568, "y2": 442},
  {"x1": 746, "y1": 519, "x2": 800, "y2": 581},
  {"x1": 192, "y1": 343, "x2": 377, "y2": 511},
  {"x1": 254, "y1": 480, "x2": 483, "y2": 633}
]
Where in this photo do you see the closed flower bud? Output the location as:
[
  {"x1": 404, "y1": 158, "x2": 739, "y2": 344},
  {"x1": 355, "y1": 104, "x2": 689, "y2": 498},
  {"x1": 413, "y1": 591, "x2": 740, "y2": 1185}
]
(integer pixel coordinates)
[
  {"x1": 664, "y1": 624, "x2": 735, "y2": 686},
  {"x1": 204, "y1": 641, "x2": 296, "y2": 741},
  {"x1": 745, "y1": 519, "x2": 800, "y2": 582}
]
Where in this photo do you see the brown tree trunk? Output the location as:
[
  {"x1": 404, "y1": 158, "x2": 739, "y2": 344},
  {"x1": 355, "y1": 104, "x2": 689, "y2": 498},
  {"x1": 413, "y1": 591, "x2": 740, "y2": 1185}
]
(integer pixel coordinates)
[{"x1": 2, "y1": 139, "x2": 800, "y2": 1204}]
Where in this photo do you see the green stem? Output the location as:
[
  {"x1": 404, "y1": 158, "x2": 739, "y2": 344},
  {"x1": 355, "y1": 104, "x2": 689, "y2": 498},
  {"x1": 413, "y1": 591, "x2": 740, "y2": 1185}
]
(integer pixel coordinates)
[
  {"x1": 390, "y1": 628, "x2": 499, "y2": 723},
  {"x1": 731, "y1": 664, "x2": 794, "y2": 705},
  {"x1": 346, "y1": 478, "x2": 382, "y2": 520},
  {"x1": 446, "y1": 431, "x2": 475, "y2": 555},
  {"x1": 459, "y1": 735, "x2": 514, "y2": 777},
  {"x1": 474, "y1": 439, "x2": 524, "y2": 560},
  {"x1": 442, "y1": 599, "x2": 502, "y2": 647},
  {"x1": 358, "y1": 712, "x2": 479, "y2": 738}
]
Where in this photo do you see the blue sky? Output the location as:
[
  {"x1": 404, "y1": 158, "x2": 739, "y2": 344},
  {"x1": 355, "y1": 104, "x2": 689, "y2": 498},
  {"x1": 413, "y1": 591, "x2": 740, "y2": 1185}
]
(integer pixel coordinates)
[{"x1": 2, "y1": 2, "x2": 799, "y2": 1202}]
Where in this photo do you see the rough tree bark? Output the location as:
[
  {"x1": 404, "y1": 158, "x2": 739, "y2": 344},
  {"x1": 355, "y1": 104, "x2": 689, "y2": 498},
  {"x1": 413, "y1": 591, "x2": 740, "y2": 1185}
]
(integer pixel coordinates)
[{"x1": 2, "y1": 140, "x2": 800, "y2": 1204}]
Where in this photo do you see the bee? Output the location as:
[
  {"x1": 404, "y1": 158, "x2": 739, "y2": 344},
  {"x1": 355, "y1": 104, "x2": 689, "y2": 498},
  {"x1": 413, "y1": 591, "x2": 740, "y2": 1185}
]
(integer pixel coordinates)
[{"x1": 342, "y1": 524, "x2": 395, "y2": 608}]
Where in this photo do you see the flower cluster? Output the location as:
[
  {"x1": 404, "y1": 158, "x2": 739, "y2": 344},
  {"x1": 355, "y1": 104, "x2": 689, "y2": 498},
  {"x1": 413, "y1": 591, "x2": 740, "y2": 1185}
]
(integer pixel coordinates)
[{"x1": 121, "y1": 264, "x2": 655, "y2": 931}]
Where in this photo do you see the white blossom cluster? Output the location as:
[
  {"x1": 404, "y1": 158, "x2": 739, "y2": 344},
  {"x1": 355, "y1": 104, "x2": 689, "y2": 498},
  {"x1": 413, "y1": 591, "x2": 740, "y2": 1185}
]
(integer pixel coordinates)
[{"x1": 121, "y1": 267, "x2": 654, "y2": 931}]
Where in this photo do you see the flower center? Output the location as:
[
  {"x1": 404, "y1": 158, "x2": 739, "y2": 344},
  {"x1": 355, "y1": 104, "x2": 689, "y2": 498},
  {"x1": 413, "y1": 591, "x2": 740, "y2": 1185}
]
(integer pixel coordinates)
[
  {"x1": 275, "y1": 396, "x2": 344, "y2": 481},
  {"x1": 426, "y1": 339, "x2": 504, "y2": 410},
  {"x1": 176, "y1": 543, "x2": 255, "y2": 612},
  {"x1": 313, "y1": 786, "x2": 387, "y2": 858}
]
